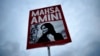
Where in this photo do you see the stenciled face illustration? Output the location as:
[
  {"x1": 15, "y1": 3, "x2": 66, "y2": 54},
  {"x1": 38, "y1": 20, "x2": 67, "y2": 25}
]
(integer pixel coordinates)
[
  {"x1": 41, "y1": 25, "x2": 48, "y2": 34},
  {"x1": 31, "y1": 25, "x2": 38, "y2": 37},
  {"x1": 30, "y1": 25, "x2": 39, "y2": 44}
]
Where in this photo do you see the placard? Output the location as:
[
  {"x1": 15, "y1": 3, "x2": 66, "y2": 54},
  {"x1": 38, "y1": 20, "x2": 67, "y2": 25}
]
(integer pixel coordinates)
[{"x1": 27, "y1": 5, "x2": 71, "y2": 49}]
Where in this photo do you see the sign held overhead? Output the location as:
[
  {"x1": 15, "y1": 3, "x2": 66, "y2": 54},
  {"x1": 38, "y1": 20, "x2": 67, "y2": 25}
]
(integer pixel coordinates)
[{"x1": 27, "y1": 5, "x2": 71, "y2": 49}]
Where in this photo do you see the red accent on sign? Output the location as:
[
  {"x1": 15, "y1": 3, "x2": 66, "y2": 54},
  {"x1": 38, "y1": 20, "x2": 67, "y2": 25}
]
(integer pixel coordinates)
[{"x1": 27, "y1": 5, "x2": 71, "y2": 49}]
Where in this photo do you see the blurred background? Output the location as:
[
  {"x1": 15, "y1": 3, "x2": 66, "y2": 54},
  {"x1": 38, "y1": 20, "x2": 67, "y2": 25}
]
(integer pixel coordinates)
[{"x1": 0, "y1": 0, "x2": 100, "y2": 56}]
